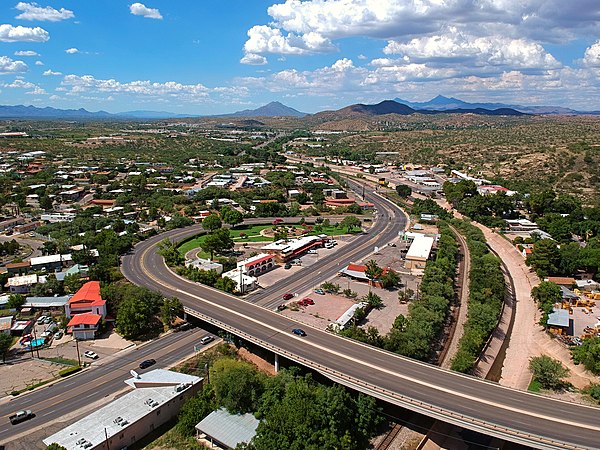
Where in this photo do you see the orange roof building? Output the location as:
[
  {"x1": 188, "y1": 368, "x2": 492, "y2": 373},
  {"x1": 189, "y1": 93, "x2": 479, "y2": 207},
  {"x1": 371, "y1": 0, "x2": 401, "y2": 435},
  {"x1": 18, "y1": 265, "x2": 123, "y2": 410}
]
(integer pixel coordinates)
[
  {"x1": 67, "y1": 312, "x2": 102, "y2": 340},
  {"x1": 65, "y1": 281, "x2": 107, "y2": 319}
]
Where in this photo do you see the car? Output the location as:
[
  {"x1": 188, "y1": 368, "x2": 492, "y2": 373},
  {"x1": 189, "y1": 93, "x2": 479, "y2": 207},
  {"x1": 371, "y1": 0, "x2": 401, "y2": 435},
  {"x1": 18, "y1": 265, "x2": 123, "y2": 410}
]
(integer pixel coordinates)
[
  {"x1": 139, "y1": 359, "x2": 156, "y2": 369},
  {"x1": 298, "y1": 297, "x2": 314, "y2": 306},
  {"x1": 388, "y1": 242, "x2": 397, "y2": 247},
  {"x1": 9, "y1": 410, "x2": 33, "y2": 425},
  {"x1": 284, "y1": 263, "x2": 292, "y2": 269},
  {"x1": 36, "y1": 315, "x2": 47, "y2": 325},
  {"x1": 307, "y1": 249, "x2": 318, "y2": 254},
  {"x1": 84, "y1": 350, "x2": 99, "y2": 359},
  {"x1": 54, "y1": 331, "x2": 63, "y2": 340},
  {"x1": 324, "y1": 243, "x2": 334, "y2": 249},
  {"x1": 292, "y1": 328, "x2": 306, "y2": 337},
  {"x1": 272, "y1": 218, "x2": 284, "y2": 225},
  {"x1": 277, "y1": 304, "x2": 286, "y2": 311},
  {"x1": 314, "y1": 289, "x2": 325, "y2": 295},
  {"x1": 43, "y1": 316, "x2": 53, "y2": 324},
  {"x1": 200, "y1": 335, "x2": 214, "y2": 345},
  {"x1": 283, "y1": 293, "x2": 294, "y2": 300}
]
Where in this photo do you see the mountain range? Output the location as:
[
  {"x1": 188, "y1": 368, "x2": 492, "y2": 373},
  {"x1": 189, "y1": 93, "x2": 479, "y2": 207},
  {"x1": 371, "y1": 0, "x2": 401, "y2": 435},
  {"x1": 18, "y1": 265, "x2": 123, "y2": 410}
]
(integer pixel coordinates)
[{"x1": 0, "y1": 96, "x2": 597, "y2": 119}]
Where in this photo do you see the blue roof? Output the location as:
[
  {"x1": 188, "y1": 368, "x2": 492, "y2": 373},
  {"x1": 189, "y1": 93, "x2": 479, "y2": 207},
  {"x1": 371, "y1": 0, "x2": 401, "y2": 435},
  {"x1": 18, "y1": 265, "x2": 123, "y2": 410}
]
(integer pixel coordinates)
[
  {"x1": 547, "y1": 308, "x2": 570, "y2": 328},
  {"x1": 196, "y1": 408, "x2": 259, "y2": 449}
]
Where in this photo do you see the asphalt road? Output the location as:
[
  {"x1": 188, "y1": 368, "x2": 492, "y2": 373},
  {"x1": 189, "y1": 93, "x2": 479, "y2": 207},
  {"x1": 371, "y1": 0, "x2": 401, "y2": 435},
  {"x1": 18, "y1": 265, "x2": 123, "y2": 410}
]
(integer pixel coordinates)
[
  {"x1": 0, "y1": 327, "x2": 210, "y2": 445},
  {"x1": 122, "y1": 184, "x2": 600, "y2": 449}
]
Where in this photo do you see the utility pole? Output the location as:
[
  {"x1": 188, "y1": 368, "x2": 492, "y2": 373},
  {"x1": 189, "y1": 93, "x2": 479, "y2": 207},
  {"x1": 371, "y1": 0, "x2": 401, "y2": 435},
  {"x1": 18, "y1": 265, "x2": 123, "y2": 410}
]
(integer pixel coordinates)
[
  {"x1": 31, "y1": 322, "x2": 40, "y2": 359},
  {"x1": 75, "y1": 338, "x2": 81, "y2": 367}
]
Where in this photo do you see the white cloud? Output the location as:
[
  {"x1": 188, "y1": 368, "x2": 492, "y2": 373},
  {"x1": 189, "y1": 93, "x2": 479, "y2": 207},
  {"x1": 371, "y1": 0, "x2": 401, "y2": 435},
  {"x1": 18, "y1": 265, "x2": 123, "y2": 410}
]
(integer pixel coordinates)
[
  {"x1": 35, "y1": 60, "x2": 43, "y2": 65},
  {"x1": 26, "y1": 86, "x2": 46, "y2": 95},
  {"x1": 15, "y1": 2, "x2": 74, "y2": 22},
  {"x1": 14, "y1": 50, "x2": 38, "y2": 56},
  {"x1": 43, "y1": 69, "x2": 61, "y2": 76},
  {"x1": 240, "y1": 53, "x2": 268, "y2": 65},
  {"x1": 0, "y1": 56, "x2": 28, "y2": 74},
  {"x1": 583, "y1": 40, "x2": 600, "y2": 67},
  {"x1": 129, "y1": 3, "x2": 163, "y2": 20},
  {"x1": 0, "y1": 24, "x2": 49, "y2": 42},
  {"x1": 2, "y1": 78, "x2": 35, "y2": 88},
  {"x1": 383, "y1": 29, "x2": 561, "y2": 70},
  {"x1": 243, "y1": 25, "x2": 335, "y2": 57},
  {"x1": 65, "y1": 47, "x2": 79, "y2": 54}
]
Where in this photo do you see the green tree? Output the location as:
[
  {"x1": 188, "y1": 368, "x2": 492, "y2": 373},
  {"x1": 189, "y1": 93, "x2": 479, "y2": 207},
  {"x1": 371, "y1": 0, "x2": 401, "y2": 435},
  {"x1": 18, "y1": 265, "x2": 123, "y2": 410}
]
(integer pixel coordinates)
[
  {"x1": 63, "y1": 273, "x2": 84, "y2": 294},
  {"x1": 395, "y1": 184, "x2": 412, "y2": 198},
  {"x1": 526, "y1": 239, "x2": 561, "y2": 276},
  {"x1": 116, "y1": 296, "x2": 153, "y2": 339},
  {"x1": 211, "y1": 358, "x2": 265, "y2": 413},
  {"x1": 201, "y1": 228, "x2": 233, "y2": 259},
  {"x1": 571, "y1": 337, "x2": 600, "y2": 375},
  {"x1": 0, "y1": 332, "x2": 12, "y2": 363},
  {"x1": 222, "y1": 209, "x2": 243, "y2": 227},
  {"x1": 531, "y1": 281, "x2": 562, "y2": 324},
  {"x1": 31, "y1": 274, "x2": 62, "y2": 297},
  {"x1": 7, "y1": 293, "x2": 25, "y2": 309},
  {"x1": 45, "y1": 444, "x2": 68, "y2": 450},
  {"x1": 176, "y1": 385, "x2": 216, "y2": 436},
  {"x1": 202, "y1": 214, "x2": 223, "y2": 232},
  {"x1": 529, "y1": 355, "x2": 570, "y2": 390},
  {"x1": 339, "y1": 215, "x2": 361, "y2": 232},
  {"x1": 215, "y1": 276, "x2": 237, "y2": 293},
  {"x1": 157, "y1": 238, "x2": 185, "y2": 266},
  {"x1": 363, "y1": 291, "x2": 383, "y2": 309},
  {"x1": 380, "y1": 268, "x2": 400, "y2": 289},
  {"x1": 39, "y1": 195, "x2": 53, "y2": 211},
  {"x1": 364, "y1": 259, "x2": 383, "y2": 285},
  {"x1": 161, "y1": 297, "x2": 183, "y2": 328}
]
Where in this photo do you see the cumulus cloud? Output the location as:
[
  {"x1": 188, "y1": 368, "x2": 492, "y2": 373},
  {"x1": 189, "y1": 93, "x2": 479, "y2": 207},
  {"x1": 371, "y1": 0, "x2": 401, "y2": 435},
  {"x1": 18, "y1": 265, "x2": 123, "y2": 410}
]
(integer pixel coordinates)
[
  {"x1": 26, "y1": 86, "x2": 46, "y2": 95},
  {"x1": 15, "y1": 2, "x2": 74, "y2": 22},
  {"x1": 0, "y1": 24, "x2": 49, "y2": 42},
  {"x1": 240, "y1": 53, "x2": 268, "y2": 65},
  {"x1": 43, "y1": 69, "x2": 61, "y2": 76},
  {"x1": 0, "y1": 56, "x2": 28, "y2": 74},
  {"x1": 35, "y1": 60, "x2": 43, "y2": 65},
  {"x1": 14, "y1": 50, "x2": 38, "y2": 56},
  {"x1": 2, "y1": 78, "x2": 36, "y2": 88},
  {"x1": 384, "y1": 28, "x2": 561, "y2": 70},
  {"x1": 244, "y1": 25, "x2": 335, "y2": 57},
  {"x1": 583, "y1": 40, "x2": 600, "y2": 67},
  {"x1": 65, "y1": 47, "x2": 79, "y2": 54},
  {"x1": 129, "y1": 3, "x2": 163, "y2": 20}
]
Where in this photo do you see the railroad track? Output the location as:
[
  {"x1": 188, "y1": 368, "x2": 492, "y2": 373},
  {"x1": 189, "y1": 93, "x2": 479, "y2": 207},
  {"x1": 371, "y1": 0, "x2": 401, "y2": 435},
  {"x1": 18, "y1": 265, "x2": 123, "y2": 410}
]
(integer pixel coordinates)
[{"x1": 375, "y1": 422, "x2": 404, "y2": 450}]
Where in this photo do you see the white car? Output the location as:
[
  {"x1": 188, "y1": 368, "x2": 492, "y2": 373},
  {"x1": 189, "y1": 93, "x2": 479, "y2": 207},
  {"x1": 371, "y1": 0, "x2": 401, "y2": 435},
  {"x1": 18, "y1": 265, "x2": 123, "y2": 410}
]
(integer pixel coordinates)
[
  {"x1": 84, "y1": 350, "x2": 99, "y2": 359},
  {"x1": 307, "y1": 249, "x2": 318, "y2": 254}
]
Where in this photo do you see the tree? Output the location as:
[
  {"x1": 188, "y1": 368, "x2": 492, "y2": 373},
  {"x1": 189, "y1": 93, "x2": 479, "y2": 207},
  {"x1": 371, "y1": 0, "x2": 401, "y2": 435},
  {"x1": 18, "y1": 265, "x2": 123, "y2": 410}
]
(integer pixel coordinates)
[
  {"x1": 222, "y1": 208, "x2": 243, "y2": 227},
  {"x1": 45, "y1": 445, "x2": 68, "y2": 450},
  {"x1": 0, "y1": 332, "x2": 12, "y2": 363},
  {"x1": 31, "y1": 274, "x2": 62, "y2": 297},
  {"x1": 211, "y1": 358, "x2": 265, "y2": 413},
  {"x1": 201, "y1": 228, "x2": 233, "y2": 259},
  {"x1": 364, "y1": 259, "x2": 383, "y2": 285},
  {"x1": 531, "y1": 281, "x2": 562, "y2": 324},
  {"x1": 571, "y1": 337, "x2": 600, "y2": 375},
  {"x1": 116, "y1": 296, "x2": 153, "y2": 339},
  {"x1": 157, "y1": 238, "x2": 184, "y2": 266},
  {"x1": 63, "y1": 273, "x2": 84, "y2": 294},
  {"x1": 380, "y1": 268, "x2": 400, "y2": 289},
  {"x1": 176, "y1": 385, "x2": 216, "y2": 436},
  {"x1": 363, "y1": 291, "x2": 383, "y2": 309},
  {"x1": 395, "y1": 184, "x2": 412, "y2": 198},
  {"x1": 39, "y1": 195, "x2": 53, "y2": 211},
  {"x1": 529, "y1": 355, "x2": 570, "y2": 390},
  {"x1": 526, "y1": 239, "x2": 561, "y2": 276},
  {"x1": 339, "y1": 215, "x2": 361, "y2": 232},
  {"x1": 7, "y1": 293, "x2": 25, "y2": 309},
  {"x1": 161, "y1": 297, "x2": 183, "y2": 328},
  {"x1": 215, "y1": 276, "x2": 237, "y2": 293},
  {"x1": 202, "y1": 214, "x2": 222, "y2": 232}
]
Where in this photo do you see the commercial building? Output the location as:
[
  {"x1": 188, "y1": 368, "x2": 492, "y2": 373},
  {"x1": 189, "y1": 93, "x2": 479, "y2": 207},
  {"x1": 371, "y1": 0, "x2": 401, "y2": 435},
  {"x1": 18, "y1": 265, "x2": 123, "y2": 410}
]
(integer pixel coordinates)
[
  {"x1": 185, "y1": 258, "x2": 224, "y2": 274},
  {"x1": 405, "y1": 236, "x2": 435, "y2": 270},
  {"x1": 262, "y1": 235, "x2": 325, "y2": 262},
  {"x1": 65, "y1": 281, "x2": 108, "y2": 339},
  {"x1": 43, "y1": 369, "x2": 202, "y2": 450}
]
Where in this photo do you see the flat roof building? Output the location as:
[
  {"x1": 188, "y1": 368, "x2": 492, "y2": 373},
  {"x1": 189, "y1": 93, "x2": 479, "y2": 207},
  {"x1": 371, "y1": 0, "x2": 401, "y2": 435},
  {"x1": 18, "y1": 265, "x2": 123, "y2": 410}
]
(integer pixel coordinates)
[
  {"x1": 196, "y1": 408, "x2": 259, "y2": 449},
  {"x1": 405, "y1": 236, "x2": 435, "y2": 270}
]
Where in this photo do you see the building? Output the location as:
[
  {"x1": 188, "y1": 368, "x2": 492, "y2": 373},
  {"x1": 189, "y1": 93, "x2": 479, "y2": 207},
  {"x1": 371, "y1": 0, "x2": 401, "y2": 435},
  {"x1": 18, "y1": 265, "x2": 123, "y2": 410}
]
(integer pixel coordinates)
[
  {"x1": 334, "y1": 302, "x2": 369, "y2": 330},
  {"x1": 6, "y1": 274, "x2": 43, "y2": 294},
  {"x1": 195, "y1": 408, "x2": 259, "y2": 449},
  {"x1": 10, "y1": 319, "x2": 32, "y2": 336},
  {"x1": 237, "y1": 253, "x2": 275, "y2": 277},
  {"x1": 405, "y1": 236, "x2": 435, "y2": 269},
  {"x1": 67, "y1": 313, "x2": 102, "y2": 340},
  {"x1": 30, "y1": 254, "x2": 72, "y2": 272},
  {"x1": 262, "y1": 235, "x2": 325, "y2": 262},
  {"x1": 338, "y1": 263, "x2": 390, "y2": 288},
  {"x1": 43, "y1": 369, "x2": 202, "y2": 450},
  {"x1": 24, "y1": 295, "x2": 71, "y2": 309},
  {"x1": 505, "y1": 219, "x2": 539, "y2": 232},
  {"x1": 547, "y1": 308, "x2": 571, "y2": 335},
  {"x1": 185, "y1": 258, "x2": 224, "y2": 274},
  {"x1": 546, "y1": 277, "x2": 576, "y2": 288},
  {"x1": 222, "y1": 268, "x2": 257, "y2": 293},
  {"x1": 65, "y1": 281, "x2": 107, "y2": 319},
  {"x1": 0, "y1": 316, "x2": 13, "y2": 335}
]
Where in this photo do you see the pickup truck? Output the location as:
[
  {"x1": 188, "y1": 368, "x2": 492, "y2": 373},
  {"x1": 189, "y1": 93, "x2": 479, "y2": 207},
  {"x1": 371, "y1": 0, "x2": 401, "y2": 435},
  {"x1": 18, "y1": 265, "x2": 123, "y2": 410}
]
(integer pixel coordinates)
[{"x1": 9, "y1": 410, "x2": 33, "y2": 425}]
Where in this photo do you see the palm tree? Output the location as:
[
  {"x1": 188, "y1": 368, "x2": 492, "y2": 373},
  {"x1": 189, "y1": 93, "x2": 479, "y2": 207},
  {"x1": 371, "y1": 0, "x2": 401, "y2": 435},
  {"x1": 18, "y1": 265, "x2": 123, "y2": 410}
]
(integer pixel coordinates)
[{"x1": 364, "y1": 259, "x2": 383, "y2": 287}]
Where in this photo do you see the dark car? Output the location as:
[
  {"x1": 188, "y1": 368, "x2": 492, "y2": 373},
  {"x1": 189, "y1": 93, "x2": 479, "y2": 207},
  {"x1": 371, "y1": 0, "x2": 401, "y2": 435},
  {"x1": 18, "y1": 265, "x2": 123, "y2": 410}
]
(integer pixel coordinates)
[
  {"x1": 139, "y1": 359, "x2": 156, "y2": 369},
  {"x1": 292, "y1": 328, "x2": 306, "y2": 337},
  {"x1": 282, "y1": 293, "x2": 294, "y2": 300}
]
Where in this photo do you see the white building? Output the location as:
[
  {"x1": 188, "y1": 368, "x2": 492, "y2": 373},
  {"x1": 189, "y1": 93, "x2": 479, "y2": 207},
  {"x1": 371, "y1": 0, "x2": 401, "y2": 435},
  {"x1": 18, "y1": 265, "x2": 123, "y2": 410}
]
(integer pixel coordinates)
[
  {"x1": 43, "y1": 370, "x2": 202, "y2": 450},
  {"x1": 405, "y1": 236, "x2": 435, "y2": 269},
  {"x1": 185, "y1": 258, "x2": 224, "y2": 274}
]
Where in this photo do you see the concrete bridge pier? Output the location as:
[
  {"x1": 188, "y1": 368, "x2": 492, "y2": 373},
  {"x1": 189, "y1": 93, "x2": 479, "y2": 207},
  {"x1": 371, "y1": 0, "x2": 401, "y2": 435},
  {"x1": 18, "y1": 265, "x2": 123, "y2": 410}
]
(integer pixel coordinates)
[{"x1": 274, "y1": 353, "x2": 280, "y2": 373}]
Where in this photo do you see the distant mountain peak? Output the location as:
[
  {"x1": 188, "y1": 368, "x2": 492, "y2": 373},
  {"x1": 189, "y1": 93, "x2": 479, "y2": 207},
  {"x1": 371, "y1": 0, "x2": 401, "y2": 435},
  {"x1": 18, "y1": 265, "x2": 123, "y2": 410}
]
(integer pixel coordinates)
[{"x1": 226, "y1": 102, "x2": 307, "y2": 118}]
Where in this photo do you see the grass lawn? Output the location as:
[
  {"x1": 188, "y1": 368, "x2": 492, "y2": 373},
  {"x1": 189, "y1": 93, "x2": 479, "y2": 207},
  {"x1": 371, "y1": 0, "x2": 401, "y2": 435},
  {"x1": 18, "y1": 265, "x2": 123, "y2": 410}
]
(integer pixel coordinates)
[
  {"x1": 178, "y1": 223, "x2": 360, "y2": 256},
  {"x1": 528, "y1": 378, "x2": 542, "y2": 392}
]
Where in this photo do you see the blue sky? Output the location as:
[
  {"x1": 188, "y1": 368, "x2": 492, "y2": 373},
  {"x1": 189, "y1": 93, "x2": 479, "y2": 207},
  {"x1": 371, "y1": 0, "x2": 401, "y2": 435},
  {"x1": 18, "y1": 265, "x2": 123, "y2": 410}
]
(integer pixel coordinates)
[{"x1": 1, "y1": 1, "x2": 600, "y2": 114}]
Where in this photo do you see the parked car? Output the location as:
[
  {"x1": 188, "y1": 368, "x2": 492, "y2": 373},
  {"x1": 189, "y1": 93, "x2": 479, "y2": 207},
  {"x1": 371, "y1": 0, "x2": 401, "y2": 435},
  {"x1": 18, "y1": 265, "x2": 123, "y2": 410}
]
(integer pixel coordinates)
[
  {"x1": 324, "y1": 242, "x2": 334, "y2": 249},
  {"x1": 283, "y1": 293, "x2": 294, "y2": 300},
  {"x1": 43, "y1": 316, "x2": 53, "y2": 324},
  {"x1": 314, "y1": 289, "x2": 325, "y2": 295},
  {"x1": 139, "y1": 359, "x2": 156, "y2": 369},
  {"x1": 307, "y1": 249, "x2": 318, "y2": 254},
  {"x1": 36, "y1": 315, "x2": 47, "y2": 325},
  {"x1": 54, "y1": 331, "x2": 63, "y2": 340},
  {"x1": 272, "y1": 218, "x2": 284, "y2": 225},
  {"x1": 284, "y1": 263, "x2": 292, "y2": 269},
  {"x1": 291, "y1": 328, "x2": 306, "y2": 337},
  {"x1": 9, "y1": 410, "x2": 33, "y2": 425},
  {"x1": 298, "y1": 297, "x2": 315, "y2": 306},
  {"x1": 84, "y1": 350, "x2": 99, "y2": 359},
  {"x1": 200, "y1": 335, "x2": 214, "y2": 345},
  {"x1": 277, "y1": 304, "x2": 286, "y2": 311}
]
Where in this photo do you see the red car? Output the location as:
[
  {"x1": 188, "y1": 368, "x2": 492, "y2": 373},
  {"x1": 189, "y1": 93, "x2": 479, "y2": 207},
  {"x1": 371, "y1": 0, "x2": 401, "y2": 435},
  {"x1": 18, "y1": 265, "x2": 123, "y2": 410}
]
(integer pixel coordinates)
[
  {"x1": 298, "y1": 297, "x2": 315, "y2": 306},
  {"x1": 272, "y1": 218, "x2": 284, "y2": 225},
  {"x1": 283, "y1": 293, "x2": 294, "y2": 300}
]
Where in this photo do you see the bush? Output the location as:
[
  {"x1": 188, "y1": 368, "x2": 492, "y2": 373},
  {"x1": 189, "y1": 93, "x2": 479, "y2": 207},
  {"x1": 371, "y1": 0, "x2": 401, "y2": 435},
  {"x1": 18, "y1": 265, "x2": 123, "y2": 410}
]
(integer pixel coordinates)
[
  {"x1": 529, "y1": 355, "x2": 570, "y2": 390},
  {"x1": 58, "y1": 366, "x2": 82, "y2": 377}
]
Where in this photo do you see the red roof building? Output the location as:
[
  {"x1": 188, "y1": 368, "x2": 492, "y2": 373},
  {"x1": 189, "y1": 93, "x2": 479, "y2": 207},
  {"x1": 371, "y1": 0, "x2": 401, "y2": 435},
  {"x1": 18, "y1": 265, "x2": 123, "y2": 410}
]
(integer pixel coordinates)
[
  {"x1": 67, "y1": 313, "x2": 102, "y2": 340},
  {"x1": 65, "y1": 281, "x2": 107, "y2": 319}
]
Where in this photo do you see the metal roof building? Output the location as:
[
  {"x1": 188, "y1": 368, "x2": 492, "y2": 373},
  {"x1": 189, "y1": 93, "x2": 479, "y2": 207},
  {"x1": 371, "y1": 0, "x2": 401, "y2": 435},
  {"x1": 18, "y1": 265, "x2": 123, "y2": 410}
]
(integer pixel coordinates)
[{"x1": 195, "y1": 408, "x2": 259, "y2": 449}]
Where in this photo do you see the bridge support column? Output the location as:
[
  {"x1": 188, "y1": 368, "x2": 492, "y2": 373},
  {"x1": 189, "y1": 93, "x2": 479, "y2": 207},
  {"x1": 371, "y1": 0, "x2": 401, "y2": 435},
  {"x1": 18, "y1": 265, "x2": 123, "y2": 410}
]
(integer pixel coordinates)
[
  {"x1": 183, "y1": 311, "x2": 188, "y2": 321},
  {"x1": 274, "y1": 353, "x2": 280, "y2": 373}
]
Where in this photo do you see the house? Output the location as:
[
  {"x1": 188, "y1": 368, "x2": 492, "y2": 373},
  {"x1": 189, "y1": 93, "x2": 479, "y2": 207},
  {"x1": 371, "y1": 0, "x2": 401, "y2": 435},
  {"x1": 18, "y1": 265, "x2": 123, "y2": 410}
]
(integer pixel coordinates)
[
  {"x1": 405, "y1": 236, "x2": 435, "y2": 270},
  {"x1": 66, "y1": 313, "x2": 102, "y2": 340},
  {"x1": 0, "y1": 316, "x2": 13, "y2": 335},
  {"x1": 222, "y1": 268, "x2": 257, "y2": 294},
  {"x1": 65, "y1": 281, "x2": 107, "y2": 319},
  {"x1": 10, "y1": 319, "x2": 32, "y2": 336},
  {"x1": 334, "y1": 302, "x2": 369, "y2": 330},
  {"x1": 575, "y1": 279, "x2": 600, "y2": 291},
  {"x1": 24, "y1": 296, "x2": 71, "y2": 309},
  {"x1": 185, "y1": 258, "x2": 224, "y2": 274},
  {"x1": 338, "y1": 263, "x2": 389, "y2": 288},
  {"x1": 5, "y1": 261, "x2": 31, "y2": 276},
  {"x1": 195, "y1": 408, "x2": 259, "y2": 449},
  {"x1": 30, "y1": 254, "x2": 71, "y2": 272},
  {"x1": 545, "y1": 277, "x2": 576, "y2": 288},
  {"x1": 43, "y1": 369, "x2": 202, "y2": 450},
  {"x1": 6, "y1": 274, "x2": 43, "y2": 294}
]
